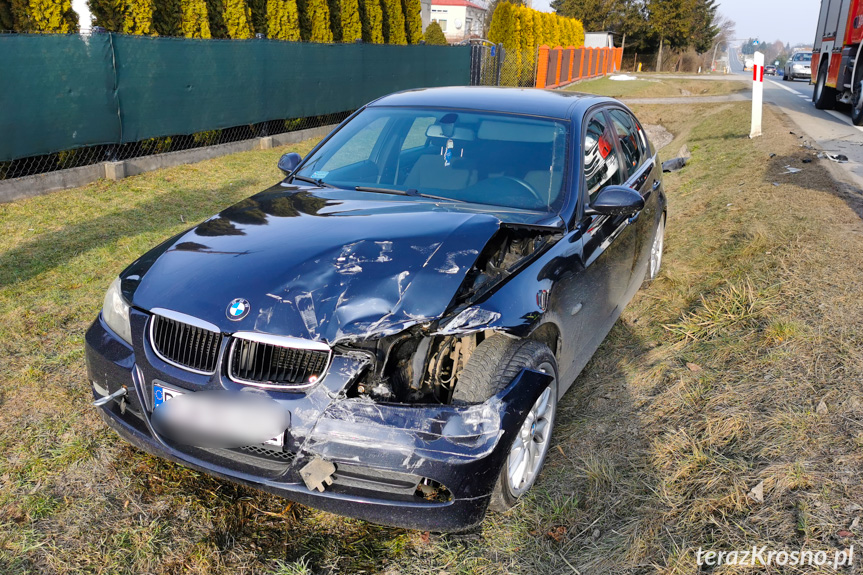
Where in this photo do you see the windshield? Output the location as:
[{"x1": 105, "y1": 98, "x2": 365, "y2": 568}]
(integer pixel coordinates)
[
  {"x1": 294, "y1": 107, "x2": 569, "y2": 212},
  {"x1": 792, "y1": 53, "x2": 811, "y2": 62}
]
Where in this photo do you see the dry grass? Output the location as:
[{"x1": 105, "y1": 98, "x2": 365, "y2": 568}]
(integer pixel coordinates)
[
  {"x1": 568, "y1": 75, "x2": 748, "y2": 100},
  {"x1": 2, "y1": 97, "x2": 863, "y2": 573}
]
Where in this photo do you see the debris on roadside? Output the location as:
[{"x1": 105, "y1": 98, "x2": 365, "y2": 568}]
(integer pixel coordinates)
[
  {"x1": 662, "y1": 157, "x2": 688, "y2": 172},
  {"x1": 802, "y1": 158, "x2": 812, "y2": 163},
  {"x1": 748, "y1": 480, "x2": 765, "y2": 503},
  {"x1": 608, "y1": 74, "x2": 638, "y2": 81},
  {"x1": 818, "y1": 152, "x2": 849, "y2": 163},
  {"x1": 677, "y1": 144, "x2": 692, "y2": 161},
  {"x1": 783, "y1": 165, "x2": 802, "y2": 174}
]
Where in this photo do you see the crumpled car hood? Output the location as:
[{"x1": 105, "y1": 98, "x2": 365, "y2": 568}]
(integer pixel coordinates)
[{"x1": 121, "y1": 186, "x2": 554, "y2": 343}]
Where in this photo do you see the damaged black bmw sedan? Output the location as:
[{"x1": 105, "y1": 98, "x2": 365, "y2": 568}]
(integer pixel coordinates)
[{"x1": 86, "y1": 87, "x2": 666, "y2": 532}]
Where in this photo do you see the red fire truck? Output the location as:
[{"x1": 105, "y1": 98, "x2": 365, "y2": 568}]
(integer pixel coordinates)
[{"x1": 813, "y1": 0, "x2": 863, "y2": 122}]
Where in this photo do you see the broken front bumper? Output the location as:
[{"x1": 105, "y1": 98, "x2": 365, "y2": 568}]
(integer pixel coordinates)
[{"x1": 86, "y1": 315, "x2": 551, "y2": 532}]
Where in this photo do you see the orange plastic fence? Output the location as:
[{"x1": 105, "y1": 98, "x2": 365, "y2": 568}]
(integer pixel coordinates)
[{"x1": 535, "y1": 45, "x2": 624, "y2": 88}]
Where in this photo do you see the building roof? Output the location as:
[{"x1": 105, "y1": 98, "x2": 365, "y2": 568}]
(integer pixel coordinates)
[{"x1": 430, "y1": 0, "x2": 486, "y2": 10}]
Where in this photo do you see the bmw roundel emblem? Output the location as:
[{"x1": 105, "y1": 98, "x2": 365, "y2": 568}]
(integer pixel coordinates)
[{"x1": 227, "y1": 298, "x2": 250, "y2": 321}]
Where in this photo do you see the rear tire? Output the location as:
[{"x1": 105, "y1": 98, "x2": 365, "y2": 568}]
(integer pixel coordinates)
[
  {"x1": 814, "y1": 61, "x2": 836, "y2": 110},
  {"x1": 453, "y1": 335, "x2": 559, "y2": 513}
]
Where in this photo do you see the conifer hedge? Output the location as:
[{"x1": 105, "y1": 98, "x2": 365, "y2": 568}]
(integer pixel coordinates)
[
  {"x1": 488, "y1": 3, "x2": 583, "y2": 53},
  {"x1": 266, "y1": 0, "x2": 300, "y2": 40}
]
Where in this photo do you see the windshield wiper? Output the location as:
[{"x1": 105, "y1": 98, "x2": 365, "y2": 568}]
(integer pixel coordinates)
[
  {"x1": 355, "y1": 186, "x2": 465, "y2": 202},
  {"x1": 291, "y1": 174, "x2": 336, "y2": 188}
]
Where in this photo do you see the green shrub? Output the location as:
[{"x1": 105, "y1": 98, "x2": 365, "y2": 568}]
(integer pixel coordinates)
[
  {"x1": 299, "y1": 0, "x2": 333, "y2": 42},
  {"x1": 402, "y1": 0, "x2": 420, "y2": 43},
  {"x1": 26, "y1": 0, "x2": 78, "y2": 32},
  {"x1": 182, "y1": 0, "x2": 211, "y2": 37},
  {"x1": 266, "y1": 0, "x2": 300, "y2": 40},
  {"x1": 224, "y1": 0, "x2": 254, "y2": 37},
  {"x1": 423, "y1": 20, "x2": 445, "y2": 45},
  {"x1": 152, "y1": 0, "x2": 182, "y2": 35},
  {"x1": 380, "y1": 0, "x2": 405, "y2": 44},
  {"x1": 359, "y1": 0, "x2": 382, "y2": 43}
]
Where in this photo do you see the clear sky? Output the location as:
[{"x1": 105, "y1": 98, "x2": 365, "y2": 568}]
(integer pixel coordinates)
[
  {"x1": 529, "y1": 0, "x2": 823, "y2": 46},
  {"x1": 72, "y1": 0, "x2": 91, "y2": 31}
]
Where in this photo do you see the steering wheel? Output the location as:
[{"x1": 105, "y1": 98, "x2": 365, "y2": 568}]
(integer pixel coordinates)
[{"x1": 497, "y1": 176, "x2": 546, "y2": 207}]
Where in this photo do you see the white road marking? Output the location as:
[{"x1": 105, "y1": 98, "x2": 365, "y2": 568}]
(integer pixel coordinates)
[
  {"x1": 765, "y1": 78, "x2": 863, "y2": 132},
  {"x1": 825, "y1": 110, "x2": 863, "y2": 133},
  {"x1": 769, "y1": 79, "x2": 809, "y2": 97}
]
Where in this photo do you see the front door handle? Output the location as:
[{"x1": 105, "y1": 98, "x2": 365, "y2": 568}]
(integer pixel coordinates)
[{"x1": 652, "y1": 180, "x2": 661, "y2": 191}]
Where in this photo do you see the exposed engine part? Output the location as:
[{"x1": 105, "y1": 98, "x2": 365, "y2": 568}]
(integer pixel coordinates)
[
  {"x1": 348, "y1": 226, "x2": 560, "y2": 405},
  {"x1": 458, "y1": 226, "x2": 561, "y2": 307}
]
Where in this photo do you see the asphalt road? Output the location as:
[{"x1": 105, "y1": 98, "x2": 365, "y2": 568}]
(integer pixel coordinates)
[{"x1": 728, "y1": 45, "x2": 863, "y2": 186}]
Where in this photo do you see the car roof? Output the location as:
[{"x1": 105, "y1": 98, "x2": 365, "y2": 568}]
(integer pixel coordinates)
[{"x1": 368, "y1": 86, "x2": 614, "y2": 120}]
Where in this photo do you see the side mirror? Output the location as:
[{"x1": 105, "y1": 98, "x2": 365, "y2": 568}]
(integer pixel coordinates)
[
  {"x1": 278, "y1": 152, "x2": 302, "y2": 175},
  {"x1": 586, "y1": 185, "x2": 644, "y2": 217}
]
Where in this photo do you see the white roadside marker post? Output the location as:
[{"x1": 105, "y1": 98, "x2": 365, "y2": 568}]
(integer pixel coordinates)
[{"x1": 750, "y1": 51, "x2": 764, "y2": 138}]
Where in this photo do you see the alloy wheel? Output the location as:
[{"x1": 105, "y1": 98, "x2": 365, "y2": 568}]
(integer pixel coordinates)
[
  {"x1": 505, "y1": 362, "x2": 556, "y2": 497},
  {"x1": 649, "y1": 216, "x2": 665, "y2": 280}
]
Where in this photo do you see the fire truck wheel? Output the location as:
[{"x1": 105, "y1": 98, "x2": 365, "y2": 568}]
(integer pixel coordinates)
[{"x1": 814, "y1": 61, "x2": 836, "y2": 110}]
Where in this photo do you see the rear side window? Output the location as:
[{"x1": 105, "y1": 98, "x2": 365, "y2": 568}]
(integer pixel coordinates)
[
  {"x1": 583, "y1": 111, "x2": 624, "y2": 200},
  {"x1": 608, "y1": 109, "x2": 646, "y2": 175}
]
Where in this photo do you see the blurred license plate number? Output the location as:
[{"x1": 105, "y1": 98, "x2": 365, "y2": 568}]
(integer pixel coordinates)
[{"x1": 152, "y1": 383, "x2": 284, "y2": 447}]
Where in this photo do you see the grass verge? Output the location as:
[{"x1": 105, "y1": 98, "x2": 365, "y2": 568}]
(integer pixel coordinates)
[
  {"x1": 569, "y1": 75, "x2": 748, "y2": 99},
  {"x1": 2, "y1": 101, "x2": 863, "y2": 574}
]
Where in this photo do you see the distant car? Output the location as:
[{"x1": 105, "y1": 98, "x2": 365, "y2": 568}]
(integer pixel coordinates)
[
  {"x1": 86, "y1": 87, "x2": 667, "y2": 532},
  {"x1": 784, "y1": 52, "x2": 812, "y2": 81},
  {"x1": 765, "y1": 64, "x2": 777, "y2": 75}
]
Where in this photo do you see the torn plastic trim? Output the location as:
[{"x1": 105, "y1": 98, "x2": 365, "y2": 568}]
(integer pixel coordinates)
[
  {"x1": 435, "y1": 306, "x2": 502, "y2": 336},
  {"x1": 449, "y1": 223, "x2": 563, "y2": 312},
  {"x1": 302, "y1": 367, "x2": 552, "y2": 467}
]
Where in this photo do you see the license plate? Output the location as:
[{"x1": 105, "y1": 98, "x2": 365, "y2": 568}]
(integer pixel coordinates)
[{"x1": 152, "y1": 383, "x2": 285, "y2": 447}]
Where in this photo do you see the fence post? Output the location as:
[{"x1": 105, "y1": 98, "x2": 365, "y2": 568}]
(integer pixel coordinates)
[
  {"x1": 495, "y1": 44, "x2": 505, "y2": 86},
  {"x1": 568, "y1": 47, "x2": 575, "y2": 83},
  {"x1": 469, "y1": 43, "x2": 481, "y2": 85},
  {"x1": 536, "y1": 45, "x2": 550, "y2": 88},
  {"x1": 579, "y1": 48, "x2": 586, "y2": 80},
  {"x1": 555, "y1": 46, "x2": 563, "y2": 86}
]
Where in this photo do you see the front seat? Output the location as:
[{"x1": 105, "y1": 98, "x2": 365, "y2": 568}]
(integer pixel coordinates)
[{"x1": 403, "y1": 150, "x2": 477, "y2": 191}]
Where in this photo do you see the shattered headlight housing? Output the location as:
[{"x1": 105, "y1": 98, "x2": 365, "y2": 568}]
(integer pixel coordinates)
[{"x1": 102, "y1": 277, "x2": 133, "y2": 345}]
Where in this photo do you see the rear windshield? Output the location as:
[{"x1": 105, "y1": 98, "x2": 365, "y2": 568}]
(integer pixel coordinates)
[{"x1": 294, "y1": 107, "x2": 569, "y2": 213}]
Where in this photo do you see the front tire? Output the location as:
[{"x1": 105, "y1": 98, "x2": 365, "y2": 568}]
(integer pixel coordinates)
[
  {"x1": 814, "y1": 61, "x2": 836, "y2": 110},
  {"x1": 454, "y1": 336, "x2": 558, "y2": 513}
]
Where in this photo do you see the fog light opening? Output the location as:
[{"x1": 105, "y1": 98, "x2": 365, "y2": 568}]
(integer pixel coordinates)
[{"x1": 415, "y1": 478, "x2": 453, "y2": 502}]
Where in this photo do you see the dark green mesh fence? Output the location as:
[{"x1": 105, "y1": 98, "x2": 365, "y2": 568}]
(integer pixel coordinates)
[{"x1": 0, "y1": 33, "x2": 471, "y2": 177}]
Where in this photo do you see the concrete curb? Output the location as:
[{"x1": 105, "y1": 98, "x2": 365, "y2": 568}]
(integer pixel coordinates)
[{"x1": 0, "y1": 124, "x2": 336, "y2": 204}]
